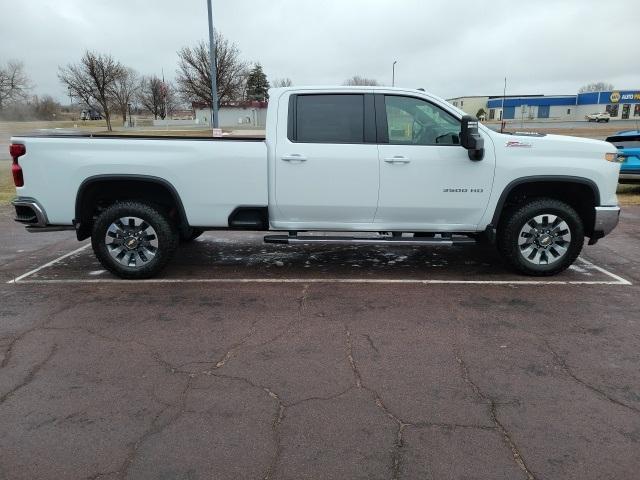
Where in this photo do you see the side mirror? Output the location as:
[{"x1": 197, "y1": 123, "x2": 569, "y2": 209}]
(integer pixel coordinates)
[{"x1": 460, "y1": 115, "x2": 484, "y2": 161}]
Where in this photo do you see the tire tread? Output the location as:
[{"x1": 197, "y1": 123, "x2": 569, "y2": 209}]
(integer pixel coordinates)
[
  {"x1": 497, "y1": 198, "x2": 584, "y2": 276},
  {"x1": 91, "y1": 201, "x2": 178, "y2": 279}
]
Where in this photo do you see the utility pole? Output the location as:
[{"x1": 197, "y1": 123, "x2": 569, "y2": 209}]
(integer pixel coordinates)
[
  {"x1": 500, "y1": 77, "x2": 507, "y2": 133},
  {"x1": 392, "y1": 61, "x2": 397, "y2": 87},
  {"x1": 207, "y1": 0, "x2": 220, "y2": 130},
  {"x1": 162, "y1": 68, "x2": 168, "y2": 131}
]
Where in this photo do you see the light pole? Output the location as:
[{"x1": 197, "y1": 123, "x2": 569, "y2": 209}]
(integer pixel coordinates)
[
  {"x1": 392, "y1": 61, "x2": 397, "y2": 87},
  {"x1": 500, "y1": 77, "x2": 506, "y2": 133},
  {"x1": 207, "y1": 0, "x2": 220, "y2": 130}
]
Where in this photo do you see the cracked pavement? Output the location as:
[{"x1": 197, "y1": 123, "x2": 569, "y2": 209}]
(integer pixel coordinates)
[{"x1": 0, "y1": 206, "x2": 639, "y2": 479}]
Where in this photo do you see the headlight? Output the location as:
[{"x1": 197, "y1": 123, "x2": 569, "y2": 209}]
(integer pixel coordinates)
[{"x1": 605, "y1": 152, "x2": 623, "y2": 162}]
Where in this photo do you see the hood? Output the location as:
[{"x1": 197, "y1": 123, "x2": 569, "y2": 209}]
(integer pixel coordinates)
[{"x1": 489, "y1": 130, "x2": 617, "y2": 157}]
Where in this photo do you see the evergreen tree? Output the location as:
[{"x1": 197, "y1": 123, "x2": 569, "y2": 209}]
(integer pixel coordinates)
[{"x1": 246, "y1": 63, "x2": 270, "y2": 101}]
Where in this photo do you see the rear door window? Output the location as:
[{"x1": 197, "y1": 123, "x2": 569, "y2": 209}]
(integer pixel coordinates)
[{"x1": 292, "y1": 94, "x2": 364, "y2": 143}]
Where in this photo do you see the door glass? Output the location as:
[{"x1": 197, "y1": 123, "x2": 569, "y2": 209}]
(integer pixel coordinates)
[
  {"x1": 294, "y1": 94, "x2": 364, "y2": 143},
  {"x1": 384, "y1": 96, "x2": 460, "y2": 145}
]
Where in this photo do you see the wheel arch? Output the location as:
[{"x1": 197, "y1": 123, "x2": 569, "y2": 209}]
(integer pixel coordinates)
[
  {"x1": 75, "y1": 174, "x2": 189, "y2": 240},
  {"x1": 491, "y1": 176, "x2": 600, "y2": 236}
]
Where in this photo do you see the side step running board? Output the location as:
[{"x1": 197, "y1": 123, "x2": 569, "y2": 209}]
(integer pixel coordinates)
[{"x1": 263, "y1": 235, "x2": 476, "y2": 246}]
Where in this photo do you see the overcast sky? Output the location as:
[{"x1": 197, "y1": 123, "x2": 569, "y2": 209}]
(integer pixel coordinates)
[{"x1": 1, "y1": 0, "x2": 638, "y2": 102}]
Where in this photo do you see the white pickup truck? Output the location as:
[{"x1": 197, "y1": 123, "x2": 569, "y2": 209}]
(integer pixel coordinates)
[{"x1": 10, "y1": 86, "x2": 622, "y2": 279}]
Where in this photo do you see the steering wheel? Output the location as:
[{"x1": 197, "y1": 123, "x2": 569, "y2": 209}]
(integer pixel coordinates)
[{"x1": 415, "y1": 122, "x2": 437, "y2": 145}]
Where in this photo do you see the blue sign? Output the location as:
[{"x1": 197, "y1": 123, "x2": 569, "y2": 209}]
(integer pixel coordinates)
[{"x1": 598, "y1": 91, "x2": 640, "y2": 104}]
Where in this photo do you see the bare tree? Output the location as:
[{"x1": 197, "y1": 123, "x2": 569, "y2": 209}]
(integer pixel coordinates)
[
  {"x1": 110, "y1": 68, "x2": 139, "y2": 126},
  {"x1": 33, "y1": 95, "x2": 61, "y2": 120},
  {"x1": 272, "y1": 78, "x2": 293, "y2": 88},
  {"x1": 138, "y1": 75, "x2": 177, "y2": 120},
  {"x1": 344, "y1": 75, "x2": 379, "y2": 86},
  {"x1": 0, "y1": 60, "x2": 32, "y2": 110},
  {"x1": 58, "y1": 51, "x2": 124, "y2": 131},
  {"x1": 176, "y1": 31, "x2": 248, "y2": 107},
  {"x1": 579, "y1": 82, "x2": 615, "y2": 93}
]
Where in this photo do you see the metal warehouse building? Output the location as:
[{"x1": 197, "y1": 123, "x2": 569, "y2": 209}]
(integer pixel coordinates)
[{"x1": 449, "y1": 90, "x2": 640, "y2": 122}]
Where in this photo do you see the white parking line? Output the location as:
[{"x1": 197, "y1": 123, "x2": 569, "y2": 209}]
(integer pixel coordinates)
[
  {"x1": 6, "y1": 244, "x2": 91, "y2": 284},
  {"x1": 573, "y1": 257, "x2": 632, "y2": 285},
  {"x1": 7, "y1": 278, "x2": 632, "y2": 285},
  {"x1": 5, "y1": 243, "x2": 632, "y2": 286}
]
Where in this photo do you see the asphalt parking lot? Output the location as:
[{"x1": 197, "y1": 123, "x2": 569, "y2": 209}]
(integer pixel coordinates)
[{"x1": 1, "y1": 204, "x2": 639, "y2": 480}]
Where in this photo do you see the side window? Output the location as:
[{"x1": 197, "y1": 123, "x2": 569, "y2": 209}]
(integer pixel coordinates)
[
  {"x1": 384, "y1": 95, "x2": 461, "y2": 146},
  {"x1": 293, "y1": 94, "x2": 364, "y2": 143}
]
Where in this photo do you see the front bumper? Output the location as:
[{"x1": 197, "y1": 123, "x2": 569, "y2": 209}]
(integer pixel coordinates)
[
  {"x1": 619, "y1": 170, "x2": 640, "y2": 183},
  {"x1": 593, "y1": 206, "x2": 620, "y2": 238}
]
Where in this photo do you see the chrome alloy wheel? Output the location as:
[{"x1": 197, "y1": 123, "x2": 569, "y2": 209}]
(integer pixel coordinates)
[
  {"x1": 105, "y1": 217, "x2": 159, "y2": 268},
  {"x1": 517, "y1": 214, "x2": 571, "y2": 266}
]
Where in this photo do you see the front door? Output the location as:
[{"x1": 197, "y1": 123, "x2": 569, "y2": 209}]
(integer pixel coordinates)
[
  {"x1": 375, "y1": 94, "x2": 495, "y2": 230},
  {"x1": 273, "y1": 93, "x2": 379, "y2": 227}
]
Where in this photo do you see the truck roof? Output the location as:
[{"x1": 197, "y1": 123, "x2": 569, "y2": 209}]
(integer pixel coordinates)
[{"x1": 268, "y1": 85, "x2": 431, "y2": 94}]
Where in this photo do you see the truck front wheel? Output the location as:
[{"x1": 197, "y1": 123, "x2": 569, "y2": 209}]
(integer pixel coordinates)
[
  {"x1": 497, "y1": 199, "x2": 584, "y2": 276},
  {"x1": 91, "y1": 201, "x2": 179, "y2": 279}
]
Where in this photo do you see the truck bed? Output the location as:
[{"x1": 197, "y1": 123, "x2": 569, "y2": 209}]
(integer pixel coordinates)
[{"x1": 11, "y1": 132, "x2": 268, "y2": 227}]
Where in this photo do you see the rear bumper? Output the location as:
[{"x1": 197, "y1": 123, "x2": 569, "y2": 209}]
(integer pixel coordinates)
[
  {"x1": 593, "y1": 206, "x2": 620, "y2": 238},
  {"x1": 12, "y1": 197, "x2": 74, "y2": 233},
  {"x1": 12, "y1": 197, "x2": 48, "y2": 226}
]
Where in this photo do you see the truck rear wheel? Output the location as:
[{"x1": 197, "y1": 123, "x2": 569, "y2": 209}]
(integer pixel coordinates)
[
  {"x1": 91, "y1": 201, "x2": 178, "y2": 279},
  {"x1": 497, "y1": 198, "x2": 584, "y2": 276}
]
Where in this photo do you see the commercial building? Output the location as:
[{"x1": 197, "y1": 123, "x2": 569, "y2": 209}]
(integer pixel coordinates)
[
  {"x1": 448, "y1": 89, "x2": 640, "y2": 122},
  {"x1": 447, "y1": 96, "x2": 489, "y2": 118},
  {"x1": 487, "y1": 95, "x2": 577, "y2": 121}
]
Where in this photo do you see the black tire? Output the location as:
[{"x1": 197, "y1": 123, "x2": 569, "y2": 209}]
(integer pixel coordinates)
[
  {"x1": 91, "y1": 201, "x2": 178, "y2": 279},
  {"x1": 179, "y1": 227, "x2": 204, "y2": 243},
  {"x1": 497, "y1": 198, "x2": 584, "y2": 276}
]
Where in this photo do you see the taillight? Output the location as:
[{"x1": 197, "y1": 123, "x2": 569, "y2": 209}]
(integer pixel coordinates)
[
  {"x1": 9, "y1": 143, "x2": 26, "y2": 187},
  {"x1": 11, "y1": 161, "x2": 24, "y2": 187},
  {"x1": 9, "y1": 143, "x2": 26, "y2": 158}
]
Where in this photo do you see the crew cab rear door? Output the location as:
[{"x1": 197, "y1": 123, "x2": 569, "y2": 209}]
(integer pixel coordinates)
[
  {"x1": 374, "y1": 94, "x2": 495, "y2": 230},
  {"x1": 272, "y1": 92, "x2": 379, "y2": 226}
]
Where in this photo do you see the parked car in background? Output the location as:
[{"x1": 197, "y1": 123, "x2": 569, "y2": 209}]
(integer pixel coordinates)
[
  {"x1": 606, "y1": 130, "x2": 640, "y2": 183},
  {"x1": 80, "y1": 108, "x2": 103, "y2": 120},
  {"x1": 585, "y1": 112, "x2": 611, "y2": 123}
]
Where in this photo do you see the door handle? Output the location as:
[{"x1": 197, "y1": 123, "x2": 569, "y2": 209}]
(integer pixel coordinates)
[
  {"x1": 384, "y1": 156, "x2": 410, "y2": 164},
  {"x1": 281, "y1": 154, "x2": 307, "y2": 162}
]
